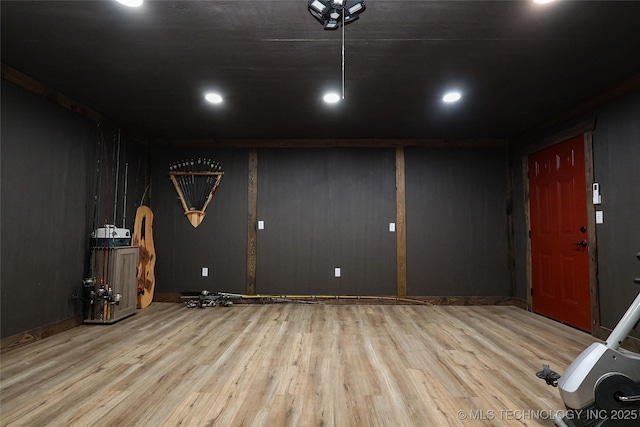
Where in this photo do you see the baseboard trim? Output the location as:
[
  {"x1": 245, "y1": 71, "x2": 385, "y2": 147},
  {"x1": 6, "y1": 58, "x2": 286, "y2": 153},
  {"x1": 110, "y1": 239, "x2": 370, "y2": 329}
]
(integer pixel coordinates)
[
  {"x1": 418, "y1": 296, "x2": 526, "y2": 308},
  {"x1": 0, "y1": 296, "x2": 527, "y2": 352},
  {"x1": 594, "y1": 326, "x2": 640, "y2": 352},
  {"x1": 153, "y1": 293, "x2": 183, "y2": 303},
  {"x1": 155, "y1": 293, "x2": 526, "y2": 308},
  {"x1": 1, "y1": 316, "x2": 84, "y2": 354}
]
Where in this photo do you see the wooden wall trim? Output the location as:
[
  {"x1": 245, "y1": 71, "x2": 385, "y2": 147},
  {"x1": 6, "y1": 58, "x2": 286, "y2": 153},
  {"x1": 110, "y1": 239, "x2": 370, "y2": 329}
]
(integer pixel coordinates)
[
  {"x1": 152, "y1": 293, "x2": 183, "y2": 303},
  {"x1": 1, "y1": 62, "x2": 108, "y2": 126},
  {"x1": 595, "y1": 326, "x2": 640, "y2": 353},
  {"x1": 523, "y1": 155, "x2": 533, "y2": 311},
  {"x1": 516, "y1": 118, "x2": 596, "y2": 154},
  {"x1": 505, "y1": 148, "x2": 517, "y2": 298},
  {"x1": 0, "y1": 294, "x2": 527, "y2": 352},
  {"x1": 535, "y1": 71, "x2": 640, "y2": 132},
  {"x1": 247, "y1": 148, "x2": 258, "y2": 295},
  {"x1": 395, "y1": 147, "x2": 407, "y2": 297},
  {"x1": 152, "y1": 138, "x2": 510, "y2": 149},
  {"x1": 584, "y1": 132, "x2": 601, "y2": 333},
  {"x1": 154, "y1": 293, "x2": 526, "y2": 308},
  {"x1": 1, "y1": 316, "x2": 83, "y2": 354},
  {"x1": 422, "y1": 296, "x2": 526, "y2": 308}
]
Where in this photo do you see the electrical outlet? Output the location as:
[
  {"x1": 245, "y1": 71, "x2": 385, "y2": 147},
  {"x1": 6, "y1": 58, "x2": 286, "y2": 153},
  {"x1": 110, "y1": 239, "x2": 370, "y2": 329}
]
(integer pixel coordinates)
[
  {"x1": 389, "y1": 222, "x2": 396, "y2": 232},
  {"x1": 202, "y1": 267, "x2": 208, "y2": 277},
  {"x1": 334, "y1": 268, "x2": 341, "y2": 278}
]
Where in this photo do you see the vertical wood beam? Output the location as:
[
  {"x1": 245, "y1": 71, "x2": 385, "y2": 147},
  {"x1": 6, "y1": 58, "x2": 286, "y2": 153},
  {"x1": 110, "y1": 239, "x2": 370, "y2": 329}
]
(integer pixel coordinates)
[
  {"x1": 505, "y1": 147, "x2": 517, "y2": 299},
  {"x1": 523, "y1": 156, "x2": 533, "y2": 311},
  {"x1": 584, "y1": 132, "x2": 601, "y2": 334},
  {"x1": 247, "y1": 149, "x2": 258, "y2": 295},
  {"x1": 396, "y1": 147, "x2": 407, "y2": 297}
]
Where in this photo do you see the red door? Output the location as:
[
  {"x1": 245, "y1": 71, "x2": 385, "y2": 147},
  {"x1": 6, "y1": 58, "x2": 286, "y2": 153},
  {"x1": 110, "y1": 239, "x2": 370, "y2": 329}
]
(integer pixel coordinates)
[{"x1": 529, "y1": 135, "x2": 591, "y2": 332}]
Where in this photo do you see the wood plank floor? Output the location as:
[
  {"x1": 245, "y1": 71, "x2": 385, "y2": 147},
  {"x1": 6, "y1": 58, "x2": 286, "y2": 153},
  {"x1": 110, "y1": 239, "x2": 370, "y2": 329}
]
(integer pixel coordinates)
[{"x1": 1, "y1": 303, "x2": 596, "y2": 426}]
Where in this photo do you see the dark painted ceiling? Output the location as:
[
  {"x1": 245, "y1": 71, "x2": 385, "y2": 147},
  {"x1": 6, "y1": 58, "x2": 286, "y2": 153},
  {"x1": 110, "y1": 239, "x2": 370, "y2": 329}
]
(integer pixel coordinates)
[{"x1": 2, "y1": 0, "x2": 640, "y2": 142}]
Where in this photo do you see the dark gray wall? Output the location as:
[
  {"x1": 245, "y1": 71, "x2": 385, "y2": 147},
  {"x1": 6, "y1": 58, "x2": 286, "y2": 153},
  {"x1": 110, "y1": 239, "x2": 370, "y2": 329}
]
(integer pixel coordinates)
[
  {"x1": 149, "y1": 147, "x2": 248, "y2": 294},
  {"x1": 511, "y1": 89, "x2": 640, "y2": 330},
  {"x1": 405, "y1": 147, "x2": 511, "y2": 296},
  {"x1": 256, "y1": 148, "x2": 397, "y2": 295},
  {"x1": 1, "y1": 80, "x2": 149, "y2": 338},
  {"x1": 6, "y1": 67, "x2": 637, "y2": 340},
  {"x1": 151, "y1": 146, "x2": 512, "y2": 298},
  {"x1": 591, "y1": 90, "x2": 640, "y2": 329},
  {"x1": 1, "y1": 81, "x2": 94, "y2": 337}
]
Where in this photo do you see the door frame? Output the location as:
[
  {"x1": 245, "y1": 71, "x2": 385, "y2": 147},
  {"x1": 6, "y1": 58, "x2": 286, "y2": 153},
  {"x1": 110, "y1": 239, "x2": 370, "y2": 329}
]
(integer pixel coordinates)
[{"x1": 522, "y1": 118, "x2": 601, "y2": 335}]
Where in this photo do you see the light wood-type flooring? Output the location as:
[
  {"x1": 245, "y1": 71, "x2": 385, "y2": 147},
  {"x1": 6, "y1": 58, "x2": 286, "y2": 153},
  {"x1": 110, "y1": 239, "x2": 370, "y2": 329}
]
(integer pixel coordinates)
[{"x1": 1, "y1": 303, "x2": 596, "y2": 426}]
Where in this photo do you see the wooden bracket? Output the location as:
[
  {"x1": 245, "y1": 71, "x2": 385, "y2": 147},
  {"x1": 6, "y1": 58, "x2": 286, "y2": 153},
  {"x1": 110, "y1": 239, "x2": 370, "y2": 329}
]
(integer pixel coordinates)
[{"x1": 169, "y1": 171, "x2": 223, "y2": 228}]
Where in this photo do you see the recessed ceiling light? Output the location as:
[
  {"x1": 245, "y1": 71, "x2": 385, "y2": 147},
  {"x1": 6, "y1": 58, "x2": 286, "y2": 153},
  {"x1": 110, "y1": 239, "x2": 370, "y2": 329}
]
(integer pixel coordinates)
[
  {"x1": 205, "y1": 93, "x2": 223, "y2": 104},
  {"x1": 323, "y1": 93, "x2": 341, "y2": 104},
  {"x1": 442, "y1": 91, "x2": 462, "y2": 103},
  {"x1": 533, "y1": 0, "x2": 555, "y2": 4},
  {"x1": 116, "y1": 0, "x2": 143, "y2": 7}
]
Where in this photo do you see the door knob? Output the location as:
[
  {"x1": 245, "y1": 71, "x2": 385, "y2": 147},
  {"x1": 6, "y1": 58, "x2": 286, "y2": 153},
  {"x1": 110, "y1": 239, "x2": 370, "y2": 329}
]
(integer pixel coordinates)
[{"x1": 574, "y1": 240, "x2": 588, "y2": 247}]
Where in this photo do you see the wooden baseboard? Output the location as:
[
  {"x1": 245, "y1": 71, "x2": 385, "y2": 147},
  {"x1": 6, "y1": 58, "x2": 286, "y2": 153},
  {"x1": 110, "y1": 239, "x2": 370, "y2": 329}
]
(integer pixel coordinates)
[
  {"x1": 1, "y1": 316, "x2": 84, "y2": 354},
  {"x1": 594, "y1": 326, "x2": 640, "y2": 352},
  {"x1": 155, "y1": 293, "x2": 526, "y2": 308},
  {"x1": 418, "y1": 296, "x2": 527, "y2": 308},
  {"x1": 1, "y1": 296, "x2": 526, "y2": 352},
  {"x1": 153, "y1": 293, "x2": 184, "y2": 303}
]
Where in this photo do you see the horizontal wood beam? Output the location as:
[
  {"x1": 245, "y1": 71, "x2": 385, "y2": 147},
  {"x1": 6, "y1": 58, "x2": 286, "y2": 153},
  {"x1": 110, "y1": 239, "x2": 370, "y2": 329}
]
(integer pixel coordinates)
[
  {"x1": 2, "y1": 63, "x2": 147, "y2": 143},
  {"x1": 151, "y1": 138, "x2": 510, "y2": 149},
  {"x1": 1, "y1": 62, "x2": 109, "y2": 126},
  {"x1": 517, "y1": 71, "x2": 640, "y2": 142},
  {"x1": 514, "y1": 117, "x2": 596, "y2": 153},
  {"x1": 537, "y1": 71, "x2": 640, "y2": 132}
]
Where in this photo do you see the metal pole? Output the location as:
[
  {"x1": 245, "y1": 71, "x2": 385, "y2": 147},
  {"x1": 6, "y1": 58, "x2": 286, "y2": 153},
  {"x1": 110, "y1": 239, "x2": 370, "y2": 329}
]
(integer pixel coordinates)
[
  {"x1": 113, "y1": 130, "x2": 121, "y2": 225},
  {"x1": 341, "y1": 10, "x2": 345, "y2": 100},
  {"x1": 122, "y1": 162, "x2": 128, "y2": 228}
]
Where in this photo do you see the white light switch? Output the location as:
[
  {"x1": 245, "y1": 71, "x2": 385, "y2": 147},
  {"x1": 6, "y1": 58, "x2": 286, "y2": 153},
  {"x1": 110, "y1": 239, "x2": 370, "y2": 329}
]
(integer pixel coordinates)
[
  {"x1": 258, "y1": 220, "x2": 264, "y2": 230},
  {"x1": 334, "y1": 268, "x2": 341, "y2": 278},
  {"x1": 596, "y1": 211, "x2": 604, "y2": 224},
  {"x1": 389, "y1": 222, "x2": 396, "y2": 232},
  {"x1": 202, "y1": 267, "x2": 208, "y2": 277}
]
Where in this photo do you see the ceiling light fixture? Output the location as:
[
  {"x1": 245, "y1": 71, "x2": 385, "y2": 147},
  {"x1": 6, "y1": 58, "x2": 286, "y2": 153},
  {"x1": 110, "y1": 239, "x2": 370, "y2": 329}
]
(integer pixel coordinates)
[
  {"x1": 308, "y1": 1, "x2": 366, "y2": 101},
  {"x1": 308, "y1": 0, "x2": 365, "y2": 31},
  {"x1": 323, "y1": 93, "x2": 341, "y2": 104},
  {"x1": 205, "y1": 93, "x2": 223, "y2": 104},
  {"x1": 115, "y1": 0, "x2": 143, "y2": 7},
  {"x1": 533, "y1": 0, "x2": 556, "y2": 3},
  {"x1": 442, "y1": 92, "x2": 462, "y2": 103}
]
